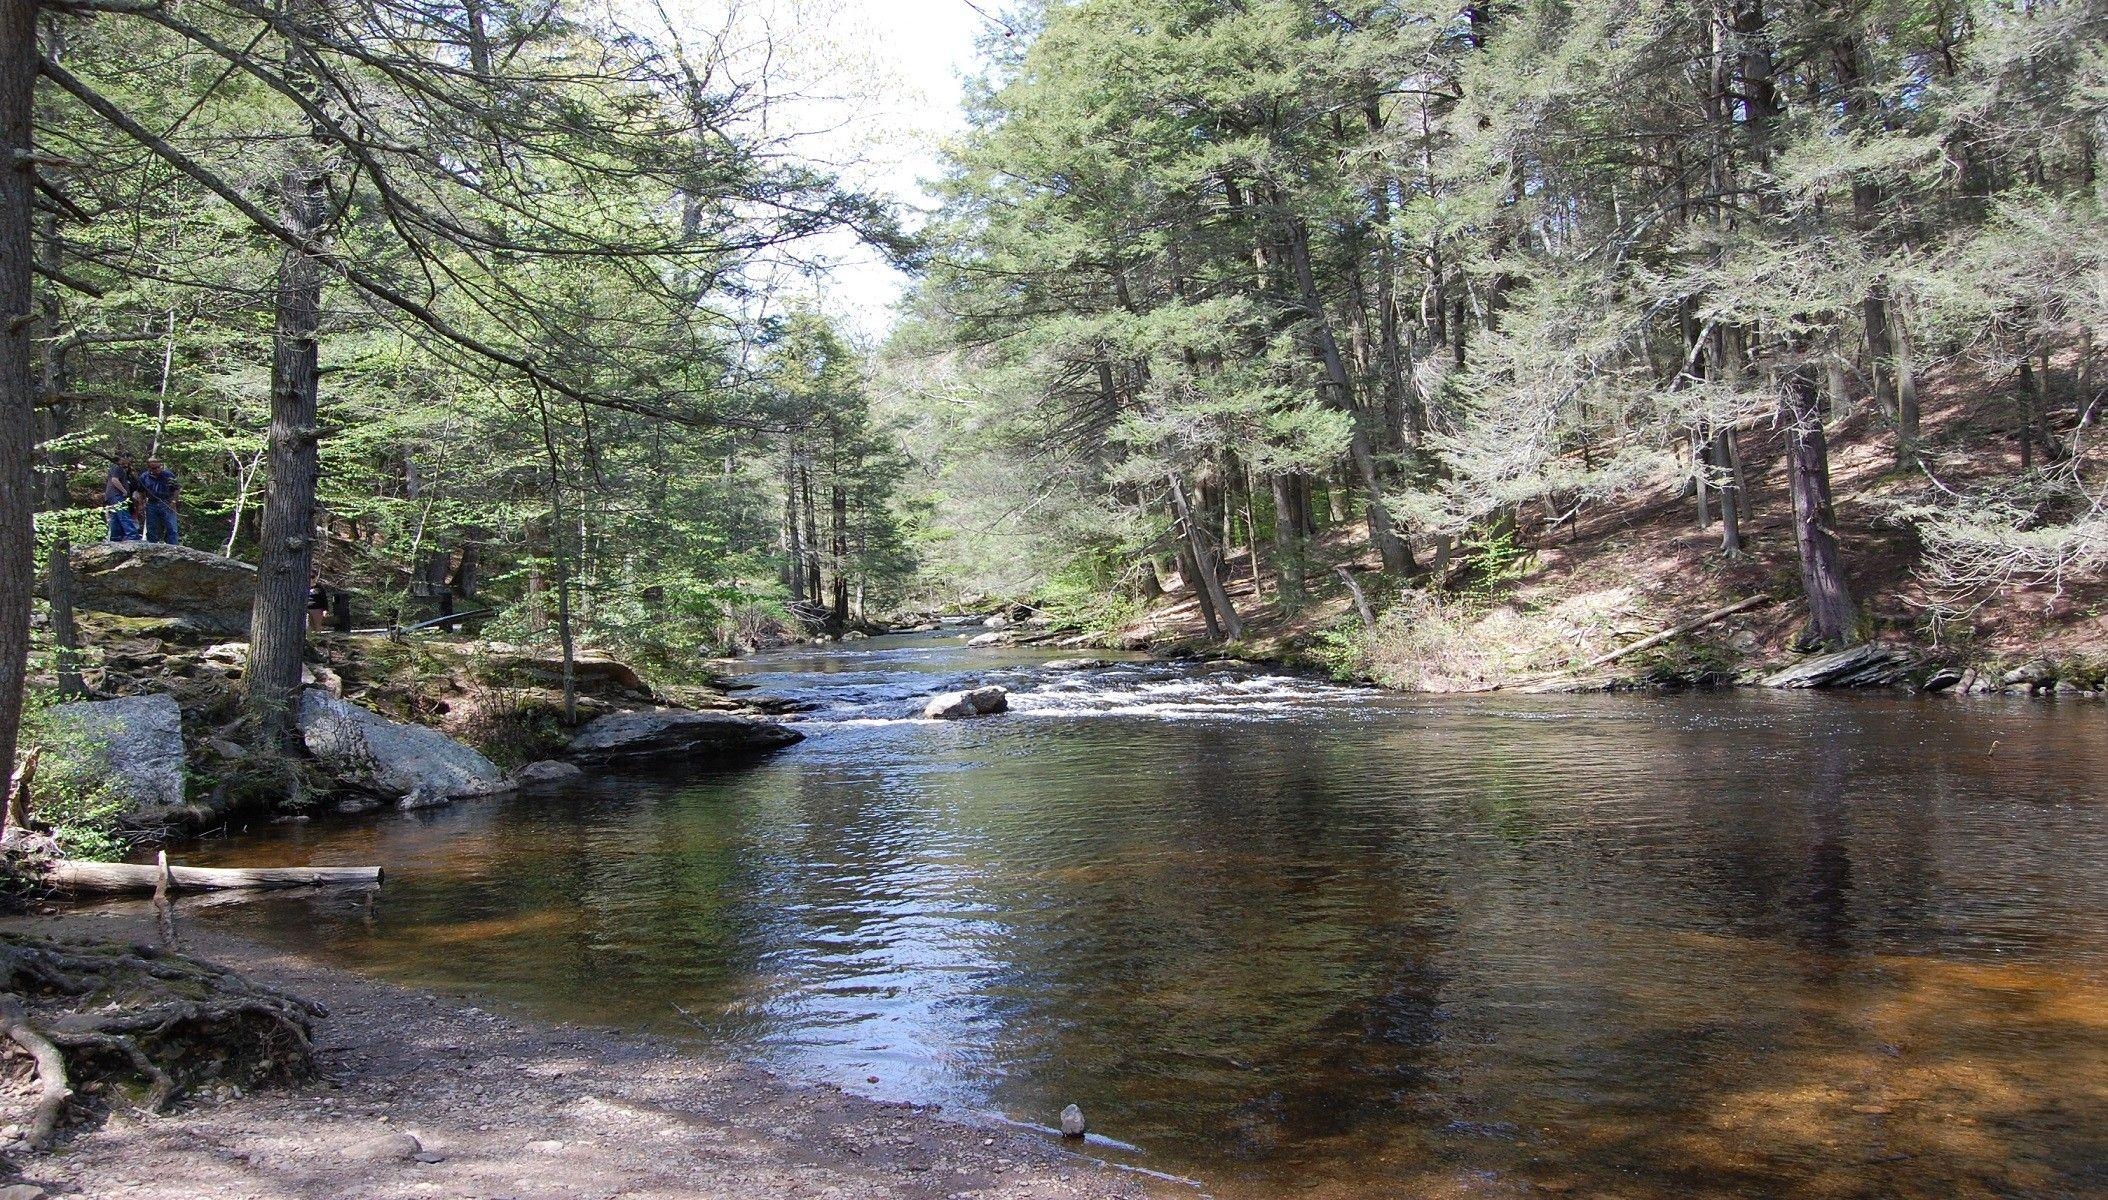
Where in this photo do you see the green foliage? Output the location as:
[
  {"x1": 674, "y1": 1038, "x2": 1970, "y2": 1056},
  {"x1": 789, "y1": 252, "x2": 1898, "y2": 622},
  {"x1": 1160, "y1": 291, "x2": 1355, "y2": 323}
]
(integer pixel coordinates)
[{"x1": 18, "y1": 698, "x2": 133, "y2": 862}]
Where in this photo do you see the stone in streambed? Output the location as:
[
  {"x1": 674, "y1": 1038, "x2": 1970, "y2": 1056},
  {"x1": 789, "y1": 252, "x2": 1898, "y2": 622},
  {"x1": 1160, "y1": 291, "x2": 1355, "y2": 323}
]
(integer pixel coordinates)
[
  {"x1": 967, "y1": 631, "x2": 1009, "y2": 647},
  {"x1": 1042, "y1": 658, "x2": 1110, "y2": 671},
  {"x1": 1060, "y1": 1104, "x2": 1086, "y2": 1138},
  {"x1": 515, "y1": 759, "x2": 584, "y2": 785},
  {"x1": 347, "y1": 1131, "x2": 423, "y2": 1163},
  {"x1": 565, "y1": 709, "x2": 803, "y2": 766},
  {"x1": 922, "y1": 686, "x2": 1009, "y2": 720}
]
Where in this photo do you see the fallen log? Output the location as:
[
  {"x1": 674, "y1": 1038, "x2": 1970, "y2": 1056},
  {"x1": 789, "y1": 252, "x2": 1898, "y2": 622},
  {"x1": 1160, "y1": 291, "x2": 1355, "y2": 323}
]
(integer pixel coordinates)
[
  {"x1": 45, "y1": 860, "x2": 381, "y2": 896},
  {"x1": 1579, "y1": 593, "x2": 1773, "y2": 669}
]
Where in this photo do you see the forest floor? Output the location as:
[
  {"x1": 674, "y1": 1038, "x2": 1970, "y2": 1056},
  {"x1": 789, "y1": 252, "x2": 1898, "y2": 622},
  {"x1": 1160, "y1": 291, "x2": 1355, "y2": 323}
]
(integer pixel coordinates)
[
  {"x1": 1115, "y1": 363, "x2": 2108, "y2": 691},
  {"x1": 0, "y1": 910, "x2": 1188, "y2": 1200}
]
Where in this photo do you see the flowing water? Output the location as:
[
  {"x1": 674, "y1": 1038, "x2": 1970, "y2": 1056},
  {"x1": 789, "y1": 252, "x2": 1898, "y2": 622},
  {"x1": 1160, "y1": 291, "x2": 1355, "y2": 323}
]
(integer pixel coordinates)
[{"x1": 186, "y1": 631, "x2": 2108, "y2": 1198}]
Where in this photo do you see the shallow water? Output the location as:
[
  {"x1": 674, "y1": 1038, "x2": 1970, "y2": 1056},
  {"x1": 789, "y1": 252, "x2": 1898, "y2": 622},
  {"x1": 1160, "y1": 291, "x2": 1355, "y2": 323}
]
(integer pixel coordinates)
[{"x1": 188, "y1": 632, "x2": 2108, "y2": 1198}]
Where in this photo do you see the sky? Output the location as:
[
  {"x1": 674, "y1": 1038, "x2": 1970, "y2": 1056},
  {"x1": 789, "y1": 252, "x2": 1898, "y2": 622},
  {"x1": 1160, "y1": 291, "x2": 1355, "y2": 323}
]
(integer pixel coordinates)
[{"x1": 767, "y1": 0, "x2": 998, "y2": 341}]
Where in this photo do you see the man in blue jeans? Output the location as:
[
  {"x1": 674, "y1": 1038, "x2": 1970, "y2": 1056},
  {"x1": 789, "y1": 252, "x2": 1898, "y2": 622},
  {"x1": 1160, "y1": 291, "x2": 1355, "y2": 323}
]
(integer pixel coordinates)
[
  {"x1": 140, "y1": 455, "x2": 180, "y2": 544},
  {"x1": 103, "y1": 453, "x2": 141, "y2": 542}
]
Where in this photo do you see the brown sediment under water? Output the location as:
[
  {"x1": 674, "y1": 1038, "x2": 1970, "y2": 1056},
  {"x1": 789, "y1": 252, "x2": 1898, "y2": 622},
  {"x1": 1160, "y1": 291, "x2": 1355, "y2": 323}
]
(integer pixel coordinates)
[{"x1": 183, "y1": 632, "x2": 2108, "y2": 1198}]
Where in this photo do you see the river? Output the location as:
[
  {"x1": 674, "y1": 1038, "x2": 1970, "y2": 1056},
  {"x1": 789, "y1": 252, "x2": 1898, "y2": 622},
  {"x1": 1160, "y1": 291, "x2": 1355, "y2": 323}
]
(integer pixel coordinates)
[{"x1": 187, "y1": 630, "x2": 2108, "y2": 1198}]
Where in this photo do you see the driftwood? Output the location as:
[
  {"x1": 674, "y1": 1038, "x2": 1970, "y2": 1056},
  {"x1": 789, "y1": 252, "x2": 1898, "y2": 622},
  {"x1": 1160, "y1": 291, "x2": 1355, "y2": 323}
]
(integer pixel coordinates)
[
  {"x1": 45, "y1": 860, "x2": 381, "y2": 896},
  {"x1": 1579, "y1": 594, "x2": 1772, "y2": 669},
  {"x1": 1335, "y1": 566, "x2": 1377, "y2": 628}
]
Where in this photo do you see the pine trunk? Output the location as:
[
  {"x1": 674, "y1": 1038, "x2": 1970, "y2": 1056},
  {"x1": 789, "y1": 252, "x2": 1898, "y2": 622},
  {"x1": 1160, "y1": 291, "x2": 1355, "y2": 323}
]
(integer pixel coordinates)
[
  {"x1": 1783, "y1": 367, "x2": 1857, "y2": 647},
  {"x1": 245, "y1": 59, "x2": 330, "y2": 744},
  {"x1": 0, "y1": 0, "x2": 33, "y2": 783}
]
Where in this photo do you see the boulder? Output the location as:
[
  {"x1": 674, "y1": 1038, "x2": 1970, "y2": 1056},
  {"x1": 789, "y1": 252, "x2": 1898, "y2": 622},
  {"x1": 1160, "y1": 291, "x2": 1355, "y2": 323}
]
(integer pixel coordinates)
[
  {"x1": 1042, "y1": 658, "x2": 1110, "y2": 671},
  {"x1": 66, "y1": 542, "x2": 256, "y2": 636},
  {"x1": 967, "y1": 631, "x2": 1008, "y2": 648},
  {"x1": 42, "y1": 694, "x2": 185, "y2": 814},
  {"x1": 1761, "y1": 644, "x2": 1915, "y2": 689},
  {"x1": 984, "y1": 613, "x2": 1011, "y2": 630},
  {"x1": 565, "y1": 709, "x2": 803, "y2": 766},
  {"x1": 922, "y1": 685, "x2": 1009, "y2": 720},
  {"x1": 474, "y1": 643, "x2": 648, "y2": 695},
  {"x1": 298, "y1": 689, "x2": 511, "y2": 807},
  {"x1": 515, "y1": 759, "x2": 583, "y2": 785}
]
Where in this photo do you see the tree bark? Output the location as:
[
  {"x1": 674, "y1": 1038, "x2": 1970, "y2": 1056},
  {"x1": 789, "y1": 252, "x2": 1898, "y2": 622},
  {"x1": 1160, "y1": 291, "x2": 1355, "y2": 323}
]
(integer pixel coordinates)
[
  {"x1": 46, "y1": 538, "x2": 82, "y2": 699},
  {"x1": 0, "y1": 0, "x2": 35, "y2": 790},
  {"x1": 1168, "y1": 472, "x2": 1240, "y2": 641},
  {"x1": 1271, "y1": 474, "x2": 1305, "y2": 611},
  {"x1": 244, "y1": 17, "x2": 331, "y2": 745},
  {"x1": 1783, "y1": 366, "x2": 1857, "y2": 647}
]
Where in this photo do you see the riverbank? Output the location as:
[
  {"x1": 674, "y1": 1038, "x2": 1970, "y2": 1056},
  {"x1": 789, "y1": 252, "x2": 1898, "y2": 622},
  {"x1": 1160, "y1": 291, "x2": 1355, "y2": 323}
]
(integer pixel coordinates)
[
  {"x1": 0, "y1": 910, "x2": 1189, "y2": 1200},
  {"x1": 1078, "y1": 370, "x2": 2108, "y2": 695}
]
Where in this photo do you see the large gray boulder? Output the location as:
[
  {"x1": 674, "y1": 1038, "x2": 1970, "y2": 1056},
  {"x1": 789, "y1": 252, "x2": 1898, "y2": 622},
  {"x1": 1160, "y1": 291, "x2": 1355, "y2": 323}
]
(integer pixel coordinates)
[
  {"x1": 922, "y1": 685, "x2": 1009, "y2": 720},
  {"x1": 67, "y1": 542, "x2": 256, "y2": 635},
  {"x1": 298, "y1": 689, "x2": 511, "y2": 807},
  {"x1": 43, "y1": 693, "x2": 185, "y2": 815},
  {"x1": 566, "y1": 709, "x2": 803, "y2": 766},
  {"x1": 1761, "y1": 644, "x2": 1915, "y2": 689}
]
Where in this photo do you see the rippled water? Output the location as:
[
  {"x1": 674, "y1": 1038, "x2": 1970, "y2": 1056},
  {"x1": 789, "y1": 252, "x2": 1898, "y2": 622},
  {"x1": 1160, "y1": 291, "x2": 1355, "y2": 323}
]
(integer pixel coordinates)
[{"x1": 187, "y1": 632, "x2": 2108, "y2": 1198}]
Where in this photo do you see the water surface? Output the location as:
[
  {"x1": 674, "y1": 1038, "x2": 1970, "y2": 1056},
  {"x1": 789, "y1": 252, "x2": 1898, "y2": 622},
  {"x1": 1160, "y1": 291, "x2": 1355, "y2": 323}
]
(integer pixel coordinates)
[{"x1": 188, "y1": 632, "x2": 2108, "y2": 1198}]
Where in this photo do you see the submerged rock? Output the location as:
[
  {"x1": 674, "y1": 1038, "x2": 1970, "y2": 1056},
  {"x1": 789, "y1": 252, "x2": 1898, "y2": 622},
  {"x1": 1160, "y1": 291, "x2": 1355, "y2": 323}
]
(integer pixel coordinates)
[
  {"x1": 65, "y1": 542, "x2": 256, "y2": 636},
  {"x1": 565, "y1": 709, "x2": 803, "y2": 766},
  {"x1": 515, "y1": 759, "x2": 584, "y2": 785},
  {"x1": 922, "y1": 686, "x2": 1009, "y2": 720},
  {"x1": 1760, "y1": 644, "x2": 1914, "y2": 689},
  {"x1": 298, "y1": 689, "x2": 512, "y2": 807},
  {"x1": 43, "y1": 694, "x2": 186, "y2": 815}
]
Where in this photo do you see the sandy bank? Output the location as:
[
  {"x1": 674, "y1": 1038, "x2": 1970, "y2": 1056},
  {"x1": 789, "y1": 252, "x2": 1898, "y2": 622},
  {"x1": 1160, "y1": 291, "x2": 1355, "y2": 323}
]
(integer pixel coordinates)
[{"x1": 0, "y1": 912, "x2": 1191, "y2": 1200}]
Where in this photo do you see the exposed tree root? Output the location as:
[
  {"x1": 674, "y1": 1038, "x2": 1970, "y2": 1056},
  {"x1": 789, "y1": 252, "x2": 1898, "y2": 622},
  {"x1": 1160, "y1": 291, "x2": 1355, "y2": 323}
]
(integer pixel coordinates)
[{"x1": 0, "y1": 934, "x2": 325, "y2": 1148}]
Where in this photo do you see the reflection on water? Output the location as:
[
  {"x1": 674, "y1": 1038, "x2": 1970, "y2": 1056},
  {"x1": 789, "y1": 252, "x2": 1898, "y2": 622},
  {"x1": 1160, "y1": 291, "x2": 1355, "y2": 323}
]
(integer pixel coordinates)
[{"x1": 186, "y1": 634, "x2": 2108, "y2": 1198}]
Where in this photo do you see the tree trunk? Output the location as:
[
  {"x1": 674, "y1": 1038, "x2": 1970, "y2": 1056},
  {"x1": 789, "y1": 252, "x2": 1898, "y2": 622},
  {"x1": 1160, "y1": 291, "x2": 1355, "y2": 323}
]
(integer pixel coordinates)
[
  {"x1": 244, "y1": 33, "x2": 331, "y2": 745},
  {"x1": 1283, "y1": 216, "x2": 1413, "y2": 574},
  {"x1": 1168, "y1": 472, "x2": 1240, "y2": 641},
  {"x1": 1271, "y1": 474, "x2": 1304, "y2": 611},
  {"x1": 1713, "y1": 427, "x2": 1742, "y2": 557},
  {"x1": 46, "y1": 539, "x2": 82, "y2": 699},
  {"x1": 830, "y1": 480, "x2": 849, "y2": 631},
  {"x1": 0, "y1": 0, "x2": 33, "y2": 786},
  {"x1": 782, "y1": 445, "x2": 804, "y2": 600},
  {"x1": 1891, "y1": 302, "x2": 1918, "y2": 464},
  {"x1": 1783, "y1": 366, "x2": 1857, "y2": 647},
  {"x1": 799, "y1": 461, "x2": 821, "y2": 609}
]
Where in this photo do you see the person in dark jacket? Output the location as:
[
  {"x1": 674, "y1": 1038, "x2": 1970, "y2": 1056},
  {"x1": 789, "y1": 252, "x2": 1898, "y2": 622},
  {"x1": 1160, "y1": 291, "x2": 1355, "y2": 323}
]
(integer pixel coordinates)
[
  {"x1": 103, "y1": 453, "x2": 141, "y2": 542},
  {"x1": 139, "y1": 456, "x2": 180, "y2": 544}
]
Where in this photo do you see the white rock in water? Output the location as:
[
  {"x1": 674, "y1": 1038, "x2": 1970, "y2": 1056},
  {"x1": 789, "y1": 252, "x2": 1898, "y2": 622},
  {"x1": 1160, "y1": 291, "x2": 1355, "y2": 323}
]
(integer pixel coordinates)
[
  {"x1": 922, "y1": 686, "x2": 1009, "y2": 720},
  {"x1": 1059, "y1": 1104, "x2": 1086, "y2": 1138}
]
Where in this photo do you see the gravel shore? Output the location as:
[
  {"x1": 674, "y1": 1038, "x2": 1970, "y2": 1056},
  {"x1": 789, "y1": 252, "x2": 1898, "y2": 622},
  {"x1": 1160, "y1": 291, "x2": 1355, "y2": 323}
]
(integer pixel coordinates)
[{"x1": 0, "y1": 911, "x2": 1193, "y2": 1200}]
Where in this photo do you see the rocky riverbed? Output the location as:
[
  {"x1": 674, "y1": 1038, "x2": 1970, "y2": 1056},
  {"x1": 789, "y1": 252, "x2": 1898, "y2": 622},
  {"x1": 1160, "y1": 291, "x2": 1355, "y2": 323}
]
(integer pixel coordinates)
[{"x1": 0, "y1": 912, "x2": 1187, "y2": 1200}]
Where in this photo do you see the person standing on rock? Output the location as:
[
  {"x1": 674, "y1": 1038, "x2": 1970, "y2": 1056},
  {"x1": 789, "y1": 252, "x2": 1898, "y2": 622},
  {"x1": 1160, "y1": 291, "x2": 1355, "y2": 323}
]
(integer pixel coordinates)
[
  {"x1": 103, "y1": 452, "x2": 142, "y2": 542},
  {"x1": 139, "y1": 455, "x2": 181, "y2": 544}
]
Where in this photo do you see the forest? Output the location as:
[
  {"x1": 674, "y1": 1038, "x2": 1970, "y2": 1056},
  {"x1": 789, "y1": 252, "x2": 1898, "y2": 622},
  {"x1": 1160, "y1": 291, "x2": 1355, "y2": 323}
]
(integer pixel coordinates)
[
  {"x1": 895, "y1": 0, "x2": 2106, "y2": 684},
  {"x1": 0, "y1": 1, "x2": 2103, "y2": 1195}
]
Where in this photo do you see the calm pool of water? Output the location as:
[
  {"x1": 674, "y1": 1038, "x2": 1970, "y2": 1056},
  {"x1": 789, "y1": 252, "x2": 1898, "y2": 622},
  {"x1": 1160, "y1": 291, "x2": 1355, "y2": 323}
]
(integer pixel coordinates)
[{"x1": 186, "y1": 633, "x2": 2108, "y2": 1198}]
